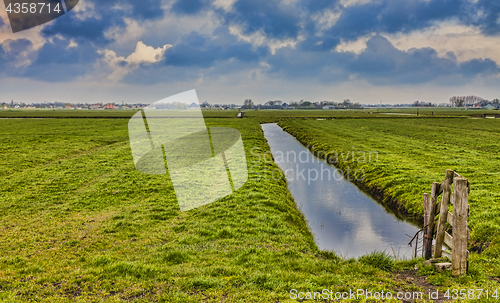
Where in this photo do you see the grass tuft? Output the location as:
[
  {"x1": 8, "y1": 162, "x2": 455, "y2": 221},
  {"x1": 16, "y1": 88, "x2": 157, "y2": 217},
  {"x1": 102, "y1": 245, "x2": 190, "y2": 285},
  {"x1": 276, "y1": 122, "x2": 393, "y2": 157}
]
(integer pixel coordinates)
[
  {"x1": 164, "y1": 251, "x2": 190, "y2": 265},
  {"x1": 358, "y1": 251, "x2": 395, "y2": 272}
]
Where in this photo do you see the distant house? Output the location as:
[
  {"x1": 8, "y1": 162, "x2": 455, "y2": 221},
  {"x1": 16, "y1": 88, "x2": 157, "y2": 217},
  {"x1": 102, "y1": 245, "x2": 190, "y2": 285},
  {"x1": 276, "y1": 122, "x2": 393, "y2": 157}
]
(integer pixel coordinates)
[
  {"x1": 90, "y1": 104, "x2": 102, "y2": 110},
  {"x1": 104, "y1": 103, "x2": 117, "y2": 110},
  {"x1": 484, "y1": 104, "x2": 495, "y2": 110},
  {"x1": 323, "y1": 105, "x2": 335, "y2": 110}
]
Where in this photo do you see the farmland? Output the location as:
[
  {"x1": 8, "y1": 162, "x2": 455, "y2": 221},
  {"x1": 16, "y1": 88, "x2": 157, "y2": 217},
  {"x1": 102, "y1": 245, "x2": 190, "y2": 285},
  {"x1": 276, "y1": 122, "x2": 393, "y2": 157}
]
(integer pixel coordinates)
[{"x1": 0, "y1": 110, "x2": 499, "y2": 302}]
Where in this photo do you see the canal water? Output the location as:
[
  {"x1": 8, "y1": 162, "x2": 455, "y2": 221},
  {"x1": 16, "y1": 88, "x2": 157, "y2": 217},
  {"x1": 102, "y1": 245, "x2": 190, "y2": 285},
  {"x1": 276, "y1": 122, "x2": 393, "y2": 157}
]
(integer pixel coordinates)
[{"x1": 262, "y1": 123, "x2": 419, "y2": 259}]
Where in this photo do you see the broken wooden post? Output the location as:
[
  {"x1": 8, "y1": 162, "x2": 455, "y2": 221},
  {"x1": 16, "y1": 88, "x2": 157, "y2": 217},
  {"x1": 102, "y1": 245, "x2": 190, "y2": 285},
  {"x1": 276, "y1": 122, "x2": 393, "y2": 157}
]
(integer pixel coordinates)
[
  {"x1": 424, "y1": 183, "x2": 439, "y2": 260},
  {"x1": 452, "y1": 177, "x2": 469, "y2": 276},
  {"x1": 423, "y1": 193, "x2": 430, "y2": 258},
  {"x1": 434, "y1": 169, "x2": 454, "y2": 258}
]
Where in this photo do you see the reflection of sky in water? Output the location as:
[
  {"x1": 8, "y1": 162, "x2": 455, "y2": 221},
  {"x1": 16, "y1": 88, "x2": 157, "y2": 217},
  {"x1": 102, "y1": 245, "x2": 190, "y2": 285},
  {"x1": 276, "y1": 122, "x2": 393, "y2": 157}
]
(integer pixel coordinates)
[{"x1": 262, "y1": 123, "x2": 419, "y2": 259}]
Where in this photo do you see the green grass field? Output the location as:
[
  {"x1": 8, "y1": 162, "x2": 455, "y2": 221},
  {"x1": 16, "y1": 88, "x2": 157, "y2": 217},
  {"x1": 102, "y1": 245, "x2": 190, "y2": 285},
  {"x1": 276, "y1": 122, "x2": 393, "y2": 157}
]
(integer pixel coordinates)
[{"x1": 1, "y1": 110, "x2": 500, "y2": 302}]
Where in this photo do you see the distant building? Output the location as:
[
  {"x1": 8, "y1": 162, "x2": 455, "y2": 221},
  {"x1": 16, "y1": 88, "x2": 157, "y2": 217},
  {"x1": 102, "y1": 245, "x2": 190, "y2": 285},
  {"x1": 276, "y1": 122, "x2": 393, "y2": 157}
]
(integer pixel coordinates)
[{"x1": 104, "y1": 103, "x2": 117, "y2": 110}]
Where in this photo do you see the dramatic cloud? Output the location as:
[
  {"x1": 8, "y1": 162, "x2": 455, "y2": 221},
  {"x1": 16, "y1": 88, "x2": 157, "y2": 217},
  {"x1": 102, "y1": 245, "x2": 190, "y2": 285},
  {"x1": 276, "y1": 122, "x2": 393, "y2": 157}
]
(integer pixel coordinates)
[
  {"x1": 9, "y1": 37, "x2": 96, "y2": 82},
  {"x1": 466, "y1": 0, "x2": 500, "y2": 36},
  {"x1": 0, "y1": 38, "x2": 35, "y2": 76},
  {"x1": 1, "y1": 0, "x2": 500, "y2": 103},
  {"x1": 223, "y1": 0, "x2": 302, "y2": 40},
  {"x1": 346, "y1": 35, "x2": 500, "y2": 84},
  {"x1": 163, "y1": 30, "x2": 268, "y2": 68},
  {"x1": 101, "y1": 41, "x2": 172, "y2": 81}
]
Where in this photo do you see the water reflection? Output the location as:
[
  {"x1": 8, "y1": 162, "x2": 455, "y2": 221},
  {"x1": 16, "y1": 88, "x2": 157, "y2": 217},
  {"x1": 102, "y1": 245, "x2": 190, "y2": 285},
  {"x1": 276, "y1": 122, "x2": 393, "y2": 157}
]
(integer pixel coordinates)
[{"x1": 262, "y1": 123, "x2": 419, "y2": 259}]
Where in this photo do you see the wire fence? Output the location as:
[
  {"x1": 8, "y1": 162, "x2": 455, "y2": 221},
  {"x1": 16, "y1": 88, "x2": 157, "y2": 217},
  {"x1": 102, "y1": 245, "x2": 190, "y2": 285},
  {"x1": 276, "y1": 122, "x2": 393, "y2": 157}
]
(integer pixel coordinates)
[{"x1": 408, "y1": 228, "x2": 425, "y2": 259}]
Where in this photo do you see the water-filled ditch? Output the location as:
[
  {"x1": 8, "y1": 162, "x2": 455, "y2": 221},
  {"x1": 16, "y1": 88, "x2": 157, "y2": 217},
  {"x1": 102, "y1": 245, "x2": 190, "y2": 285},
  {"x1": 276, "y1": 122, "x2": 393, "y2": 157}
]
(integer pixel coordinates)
[{"x1": 262, "y1": 123, "x2": 419, "y2": 258}]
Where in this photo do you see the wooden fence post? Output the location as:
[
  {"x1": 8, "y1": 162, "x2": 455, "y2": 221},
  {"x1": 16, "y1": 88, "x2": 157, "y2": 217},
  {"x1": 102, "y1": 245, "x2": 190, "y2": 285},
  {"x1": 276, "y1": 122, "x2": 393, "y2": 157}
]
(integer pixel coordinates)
[
  {"x1": 423, "y1": 193, "x2": 430, "y2": 258},
  {"x1": 434, "y1": 169, "x2": 454, "y2": 258},
  {"x1": 424, "y1": 183, "x2": 439, "y2": 259},
  {"x1": 452, "y1": 177, "x2": 469, "y2": 276}
]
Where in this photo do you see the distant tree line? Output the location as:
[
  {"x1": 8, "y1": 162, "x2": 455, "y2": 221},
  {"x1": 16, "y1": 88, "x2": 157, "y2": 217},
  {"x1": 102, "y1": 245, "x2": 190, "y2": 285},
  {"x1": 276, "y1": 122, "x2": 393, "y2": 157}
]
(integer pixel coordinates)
[
  {"x1": 412, "y1": 101, "x2": 434, "y2": 107},
  {"x1": 449, "y1": 95, "x2": 496, "y2": 107},
  {"x1": 241, "y1": 98, "x2": 362, "y2": 109}
]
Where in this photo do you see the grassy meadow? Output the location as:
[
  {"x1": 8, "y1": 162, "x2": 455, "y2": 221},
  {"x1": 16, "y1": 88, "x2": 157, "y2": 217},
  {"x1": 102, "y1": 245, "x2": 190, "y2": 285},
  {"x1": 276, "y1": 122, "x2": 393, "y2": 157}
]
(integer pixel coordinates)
[{"x1": 0, "y1": 109, "x2": 499, "y2": 302}]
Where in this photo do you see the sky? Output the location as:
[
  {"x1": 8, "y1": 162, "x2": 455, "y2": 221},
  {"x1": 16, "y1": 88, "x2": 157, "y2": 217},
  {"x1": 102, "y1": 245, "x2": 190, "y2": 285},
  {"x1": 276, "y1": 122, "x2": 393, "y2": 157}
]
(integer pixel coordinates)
[{"x1": 1, "y1": 0, "x2": 500, "y2": 105}]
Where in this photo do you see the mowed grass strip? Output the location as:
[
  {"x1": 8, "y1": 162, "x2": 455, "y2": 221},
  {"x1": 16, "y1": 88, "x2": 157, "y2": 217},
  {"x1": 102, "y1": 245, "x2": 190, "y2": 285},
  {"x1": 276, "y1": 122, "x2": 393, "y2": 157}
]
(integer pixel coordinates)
[
  {"x1": 245, "y1": 107, "x2": 498, "y2": 119},
  {"x1": 1, "y1": 107, "x2": 498, "y2": 121},
  {"x1": 0, "y1": 118, "x2": 415, "y2": 302},
  {"x1": 0, "y1": 109, "x2": 239, "y2": 119},
  {"x1": 280, "y1": 118, "x2": 500, "y2": 278}
]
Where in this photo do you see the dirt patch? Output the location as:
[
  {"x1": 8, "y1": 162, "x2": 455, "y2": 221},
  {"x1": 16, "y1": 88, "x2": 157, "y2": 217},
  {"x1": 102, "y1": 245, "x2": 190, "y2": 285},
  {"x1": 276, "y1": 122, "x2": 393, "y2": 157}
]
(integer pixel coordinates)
[
  {"x1": 392, "y1": 270, "x2": 451, "y2": 302},
  {"x1": 469, "y1": 240, "x2": 490, "y2": 253}
]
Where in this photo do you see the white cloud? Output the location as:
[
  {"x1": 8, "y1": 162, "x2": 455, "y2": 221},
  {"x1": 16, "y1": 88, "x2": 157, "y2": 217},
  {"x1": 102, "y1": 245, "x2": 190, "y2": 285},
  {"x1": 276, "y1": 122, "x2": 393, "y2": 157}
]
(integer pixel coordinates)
[
  {"x1": 71, "y1": 0, "x2": 98, "y2": 21},
  {"x1": 127, "y1": 41, "x2": 171, "y2": 64},
  {"x1": 67, "y1": 39, "x2": 78, "y2": 48},
  {"x1": 312, "y1": 9, "x2": 342, "y2": 34},
  {"x1": 229, "y1": 25, "x2": 303, "y2": 55},
  {"x1": 100, "y1": 41, "x2": 172, "y2": 81},
  {"x1": 340, "y1": 0, "x2": 373, "y2": 8},
  {"x1": 335, "y1": 34, "x2": 374, "y2": 54},
  {"x1": 383, "y1": 21, "x2": 500, "y2": 65},
  {"x1": 213, "y1": 0, "x2": 237, "y2": 12},
  {"x1": 104, "y1": 18, "x2": 145, "y2": 47}
]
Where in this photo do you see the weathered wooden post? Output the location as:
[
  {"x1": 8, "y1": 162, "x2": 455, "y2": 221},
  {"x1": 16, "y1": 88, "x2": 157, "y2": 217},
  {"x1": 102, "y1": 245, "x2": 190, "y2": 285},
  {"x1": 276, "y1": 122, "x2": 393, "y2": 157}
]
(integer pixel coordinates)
[
  {"x1": 452, "y1": 177, "x2": 469, "y2": 276},
  {"x1": 424, "y1": 183, "x2": 439, "y2": 260},
  {"x1": 423, "y1": 193, "x2": 429, "y2": 258},
  {"x1": 434, "y1": 169, "x2": 454, "y2": 258}
]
